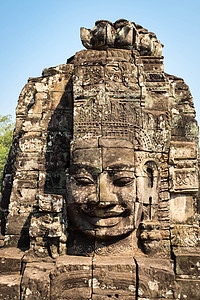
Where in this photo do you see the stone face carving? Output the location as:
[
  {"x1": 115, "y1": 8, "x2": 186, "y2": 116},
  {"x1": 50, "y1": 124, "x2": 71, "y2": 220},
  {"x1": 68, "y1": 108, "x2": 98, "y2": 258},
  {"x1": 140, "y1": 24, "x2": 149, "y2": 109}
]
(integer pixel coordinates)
[
  {"x1": 0, "y1": 19, "x2": 200, "y2": 299},
  {"x1": 66, "y1": 138, "x2": 142, "y2": 240}
]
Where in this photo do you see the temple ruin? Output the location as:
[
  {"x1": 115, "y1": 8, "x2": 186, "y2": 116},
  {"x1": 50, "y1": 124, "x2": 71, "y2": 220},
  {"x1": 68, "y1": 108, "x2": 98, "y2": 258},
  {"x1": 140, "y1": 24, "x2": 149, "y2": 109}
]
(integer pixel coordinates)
[{"x1": 0, "y1": 19, "x2": 200, "y2": 299}]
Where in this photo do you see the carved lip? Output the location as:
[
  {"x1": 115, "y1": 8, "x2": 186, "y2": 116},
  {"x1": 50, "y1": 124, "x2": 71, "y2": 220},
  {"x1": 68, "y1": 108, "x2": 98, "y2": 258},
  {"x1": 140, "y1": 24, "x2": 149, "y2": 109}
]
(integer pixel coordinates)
[
  {"x1": 81, "y1": 205, "x2": 125, "y2": 218},
  {"x1": 81, "y1": 206, "x2": 126, "y2": 227},
  {"x1": 86, "y1": 216, "x2": 122, "y2": 227}
]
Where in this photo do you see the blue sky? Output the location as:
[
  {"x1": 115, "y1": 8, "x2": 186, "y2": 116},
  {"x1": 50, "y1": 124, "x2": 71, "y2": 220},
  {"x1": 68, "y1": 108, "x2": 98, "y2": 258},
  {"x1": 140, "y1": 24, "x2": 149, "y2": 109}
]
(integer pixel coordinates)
[{"x1": 1, "y1": 0, "x2": 200, "y2": 125}]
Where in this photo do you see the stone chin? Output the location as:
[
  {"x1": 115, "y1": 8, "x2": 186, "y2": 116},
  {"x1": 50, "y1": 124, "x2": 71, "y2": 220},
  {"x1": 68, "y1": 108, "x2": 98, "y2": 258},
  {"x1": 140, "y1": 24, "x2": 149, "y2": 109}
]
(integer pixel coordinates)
[
  {"x1": 68, "y1": 205, "x2": 135, "y2": 240},
  {"x1": 93, "y1": 223, "x2": 135, "y2": 240}
]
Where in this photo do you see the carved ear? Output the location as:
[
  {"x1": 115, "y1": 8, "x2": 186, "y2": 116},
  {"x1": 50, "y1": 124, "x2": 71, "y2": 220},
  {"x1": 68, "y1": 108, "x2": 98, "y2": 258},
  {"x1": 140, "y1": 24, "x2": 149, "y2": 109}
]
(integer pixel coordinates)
[{"x1": 134, "y1": 201, "x2": 143, "y2": 228}]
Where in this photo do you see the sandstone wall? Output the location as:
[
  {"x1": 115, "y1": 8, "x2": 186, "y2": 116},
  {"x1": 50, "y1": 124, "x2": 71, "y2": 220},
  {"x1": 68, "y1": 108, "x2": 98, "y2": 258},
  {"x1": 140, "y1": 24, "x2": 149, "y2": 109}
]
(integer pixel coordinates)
[{"x1": 0, "y1": 19, "x2": 200, "y2": 299}]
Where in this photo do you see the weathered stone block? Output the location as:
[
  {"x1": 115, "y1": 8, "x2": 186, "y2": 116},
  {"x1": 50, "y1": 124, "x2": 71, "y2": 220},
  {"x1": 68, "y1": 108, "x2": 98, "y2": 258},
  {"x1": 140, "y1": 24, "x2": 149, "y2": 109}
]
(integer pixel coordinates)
[
  {"x1": 49, "y1": 91, "x2": 72, "y2": 110},
  {"x1": 44, "y1": 110, "x2": 72, "y2": 132},
  {"x1": 92, "y1": 256, "x2": 136, "y2": 297},
  {"x1": 170, "y1": 194, "x2": 194, "y2": 224},
  {"x1": 43, "y1": 171, "x2": 66, "y2": 192},
  {"x1": 19, "y1": 136, "x2": 45, "y2": 153},
  {"x1": 93, "y1": 295, "x2": 134, "y2": 299},
  {"x1": 139, "y1": 221, "x2": 169, "y2": 257},
  {"x1": 106, "y1": 48, "x2": 133, "y2": 61},
  {"x1": 176, "y1": 278, "x2": 200, "y2": 300},
  {"x1": 169, "y1": 167, "x2": 198, "y2": 193},
  {"x1": 16, "y1": 84, "x2": 37, "y2": 116},
  {"x1": 75, "y1": 65, "x2": 104, "y2": 86},
  {"x1": 67, "y1": 229, "x2": 95, "y2": 256},
  {"x1": 22, "y1": 118, "x2": 42, "y2": 132},
  {"x1": 136, "y1": 257, "x2": 177, "y2": 299},
  {"x1": 21, "y1": 262, "x2": 54, "y2": 300},
  {"x1": 94, "y1": 233, "x2": 136, "y2": 256},
  {"x1": 71, "y1": 138, "x2": 99, "y2": 150},
  {"x1": 50, "y1": 255, "x2": 92, "y2": 299},
  {"x1": 9, "y1": 187, "x2": 37, "y2": 207},
  {"x1": 71, "y1": 148, "x2": 102, "y2": 172},
  {"x1": 0, "y1": 274, "x2": 21, "y2": 300},
  {"x1": 37, "y1": 194, "x2": 63, "y2": 212},
  {"x1": 15, "y1": 153, "x2": 43, "y2": 171},
  {"x1": 102, "y1": 147, "x2": 134, "y2": 169},
  {"x1": 29, "y1": 237, "x2": 49, "y2": 257},
  {"x1": 74, "y1": 49, "x2": 107, "y2": 66},
  {"x1": 141, "y1": 57, "x2": 164, "y2": 72},
  {"x1": 44, "y1": 151, "x2": 70, "y2": 173},
  {"x1": 4, "y1": 234, "x2": 27, "y2": 248},
  {"x1": 6, "y1": 213, "x2": 31, "y2": 235},
  {"x1": 170, "y1": 225, "x2": 199, "y2": 247},
  {"x1": 174, "y1": 251, "x2": 200, "y2": 278},
  {"x1": 30, "y1": 213, "x2": 62, "y2": 238},
  {"x1": 0, "y1": 247, "x2": 24, "y2": 274},
  {"x1": 13, "y1": 171, "x2": 38, "y2": 189},
  {"x1": 169, "y1": 141, "x2": 197, "y2": 162},
  {"x1": 27, "y1": 92, "x2": 47, "y2": 116},
  {"x1": 81, "y1": 84, "x2": 106, "y2": 99}
]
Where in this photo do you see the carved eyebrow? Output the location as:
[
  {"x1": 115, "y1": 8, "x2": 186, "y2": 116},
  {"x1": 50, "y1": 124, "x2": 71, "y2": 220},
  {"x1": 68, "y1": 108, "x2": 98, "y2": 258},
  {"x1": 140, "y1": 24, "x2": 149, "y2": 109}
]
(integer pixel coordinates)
[
  {"x1": 104, "y1": 163, "x2": 134, "y2": 171},
  {"x1": 70, "y1": 164, "x2": 102, "y2": 174},
  {"x1": 70, "y1": 163, "x2": 134, "y2": 174}
]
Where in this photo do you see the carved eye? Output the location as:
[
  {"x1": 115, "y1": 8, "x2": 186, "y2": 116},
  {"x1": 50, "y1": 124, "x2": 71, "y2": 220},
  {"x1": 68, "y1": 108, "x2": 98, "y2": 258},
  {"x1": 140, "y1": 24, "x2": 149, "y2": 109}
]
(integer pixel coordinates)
[
  {"x1": 113, "y1": 177, "x2": 134, "y2": 187},
  {"x1": 75, "y1": 176, "x2": 94, "y2": 185}
]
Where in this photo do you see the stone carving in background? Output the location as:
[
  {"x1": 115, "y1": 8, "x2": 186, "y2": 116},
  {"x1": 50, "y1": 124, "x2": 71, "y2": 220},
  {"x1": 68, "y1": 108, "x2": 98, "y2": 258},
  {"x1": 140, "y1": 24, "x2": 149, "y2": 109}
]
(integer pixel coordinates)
[{"x1": 0, "y1": 19, "x2": 200, "y2": 299}]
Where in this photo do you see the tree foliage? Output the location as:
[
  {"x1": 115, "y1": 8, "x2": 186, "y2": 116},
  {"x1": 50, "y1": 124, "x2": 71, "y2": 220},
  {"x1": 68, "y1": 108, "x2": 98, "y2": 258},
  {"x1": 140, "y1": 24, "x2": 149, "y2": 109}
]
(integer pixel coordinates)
[{"x1": 0, "y1": 115, "x2": 14, "y2": 187}]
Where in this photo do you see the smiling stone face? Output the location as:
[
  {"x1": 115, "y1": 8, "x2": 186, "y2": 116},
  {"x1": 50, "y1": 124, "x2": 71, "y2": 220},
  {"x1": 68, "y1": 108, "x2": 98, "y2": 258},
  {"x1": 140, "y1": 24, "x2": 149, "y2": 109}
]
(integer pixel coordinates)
[{"x1": 66, "y1": 138, "x2": 142, "y2": 240}]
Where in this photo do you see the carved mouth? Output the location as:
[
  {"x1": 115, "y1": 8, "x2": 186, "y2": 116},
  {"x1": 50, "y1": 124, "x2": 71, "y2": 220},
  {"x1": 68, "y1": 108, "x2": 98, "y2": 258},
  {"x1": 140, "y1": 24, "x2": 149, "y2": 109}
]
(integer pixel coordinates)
[
  {"x1": 80, "y1": 205, "x2": 127, "y2": 227},
  {"x1": 81, "y1": 205, "x2": 125, "y2": 217},
  {"x1": 86, "y1": 216, "x2": 122, "y2": 227}
]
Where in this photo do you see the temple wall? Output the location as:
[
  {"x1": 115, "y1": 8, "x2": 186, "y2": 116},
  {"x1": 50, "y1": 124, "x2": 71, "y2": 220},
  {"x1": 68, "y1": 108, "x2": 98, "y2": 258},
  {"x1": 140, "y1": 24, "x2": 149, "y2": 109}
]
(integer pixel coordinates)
[
  {"x1": 0, "y1": 19, "x2": 200, "y2": 299},
  {"x1": 1, "y1": 64, "x2": 73, "y2": 255}
]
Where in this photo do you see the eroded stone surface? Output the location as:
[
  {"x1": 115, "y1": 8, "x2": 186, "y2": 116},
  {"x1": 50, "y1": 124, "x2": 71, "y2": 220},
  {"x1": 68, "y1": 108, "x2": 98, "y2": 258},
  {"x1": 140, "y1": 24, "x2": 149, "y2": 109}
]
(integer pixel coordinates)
[
  {"x1": 0, "y1": 274, "x2": 21, "y2": 300},
  {"x1": 50, "y1": 256, "x2": 92, "y2": 299},
  {"x1": 81, "y1": 19, "x2": 163, "y2": 56},
  {"x1": 21, "y1": 262, "x2": 54, "y2": 300},
  {"x1": 0, "y1": 19, "x2": 200, "y2": 299},
  {"x1": 0, "y1": 247, "x2": 24, "y2": 274},
  {"x1": 92, "y1": 256, "x2": 137, "y2": 297},
  {"x1": 136, "y1": 257, "x2": 178, "y2": 299}
]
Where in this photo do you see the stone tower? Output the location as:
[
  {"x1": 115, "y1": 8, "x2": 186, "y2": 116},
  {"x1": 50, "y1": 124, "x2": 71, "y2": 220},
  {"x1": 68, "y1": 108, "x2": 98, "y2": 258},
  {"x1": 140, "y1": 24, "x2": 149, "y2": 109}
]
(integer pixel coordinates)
[{"x1": 0, "y1": 19, "x2": 200, "y2": 299}]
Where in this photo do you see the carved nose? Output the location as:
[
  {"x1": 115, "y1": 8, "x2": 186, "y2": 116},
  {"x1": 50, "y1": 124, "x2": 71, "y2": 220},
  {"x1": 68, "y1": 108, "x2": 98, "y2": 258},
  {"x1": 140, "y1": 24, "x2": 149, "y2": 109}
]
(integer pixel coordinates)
[
  {"x1": 98, "y1": 173, "x2": 118, "y2": 206},
  {"x1": 87, "y1": 193, "x2": 99, "y2": 205}
]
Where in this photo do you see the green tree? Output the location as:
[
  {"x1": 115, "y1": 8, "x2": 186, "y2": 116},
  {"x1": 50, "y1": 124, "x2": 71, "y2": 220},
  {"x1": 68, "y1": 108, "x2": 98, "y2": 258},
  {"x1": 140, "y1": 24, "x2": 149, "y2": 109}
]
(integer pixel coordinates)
[{"x1": 0, "y1": 115, "x2": 14, "y2": 187}]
